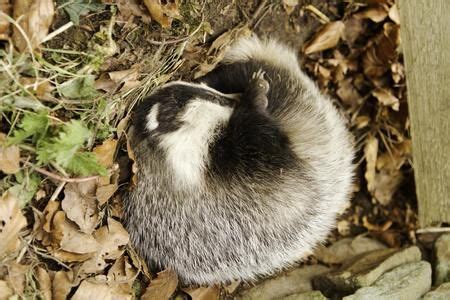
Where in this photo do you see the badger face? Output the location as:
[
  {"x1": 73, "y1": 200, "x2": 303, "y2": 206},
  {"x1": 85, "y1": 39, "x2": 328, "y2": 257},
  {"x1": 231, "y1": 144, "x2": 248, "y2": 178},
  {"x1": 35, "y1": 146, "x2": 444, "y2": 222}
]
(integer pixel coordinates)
[{"x1": 133, "y1": 81, "x2": 239, "y2": 188}]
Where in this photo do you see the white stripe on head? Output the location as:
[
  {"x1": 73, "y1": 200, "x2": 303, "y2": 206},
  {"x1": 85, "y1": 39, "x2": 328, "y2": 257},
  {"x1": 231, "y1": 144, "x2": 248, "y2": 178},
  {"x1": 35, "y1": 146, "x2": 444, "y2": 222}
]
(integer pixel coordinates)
[
  {"x1": 146, "y1": 103, "x2": 160, "y2": 132},
  {"x1": 162, "y1": 80, "x2": 242, "y2": 100},
  {"x1": 159, "y1": 99, "x2": 233, "y2": 188}
]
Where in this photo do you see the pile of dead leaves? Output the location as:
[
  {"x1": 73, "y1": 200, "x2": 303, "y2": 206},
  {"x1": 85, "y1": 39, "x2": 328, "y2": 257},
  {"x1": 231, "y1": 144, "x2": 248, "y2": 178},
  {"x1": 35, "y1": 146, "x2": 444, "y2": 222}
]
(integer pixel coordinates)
[{"x1": 299, "y1": 0, "x2": 416, "y2": 246}]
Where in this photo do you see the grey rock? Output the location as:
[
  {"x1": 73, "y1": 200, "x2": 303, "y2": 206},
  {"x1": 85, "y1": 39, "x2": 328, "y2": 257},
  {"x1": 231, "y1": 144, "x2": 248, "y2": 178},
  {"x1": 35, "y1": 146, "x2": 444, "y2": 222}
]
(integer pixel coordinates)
[
  {"x1": 314, "y1": 236, "x2": 387, "y2": 265},
  {"x1": 422, "y1": 282, "x2": 450, "y2": 299},
  {"x1": 314, "y1": 246, "x2": 422, "y2": 294},
  {"x1": 279, "y1": 290, "x2": 328, "y2": 300},
  {"x1": 434, "y1": 233, "x2": 450, "y2": 285},
  {"x1": 343, "y1": 261, "x2": 432, "y2": 300},
  {"x1": 238, "y1": 265, "x2": 330, "y2": 300}
]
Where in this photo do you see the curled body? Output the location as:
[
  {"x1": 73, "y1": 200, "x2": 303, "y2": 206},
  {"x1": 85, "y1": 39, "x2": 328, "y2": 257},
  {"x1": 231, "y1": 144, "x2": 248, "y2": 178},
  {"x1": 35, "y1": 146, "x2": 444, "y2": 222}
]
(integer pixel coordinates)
[{"x1": 124, "y1": 36, "x2": 354, "y2": 285}]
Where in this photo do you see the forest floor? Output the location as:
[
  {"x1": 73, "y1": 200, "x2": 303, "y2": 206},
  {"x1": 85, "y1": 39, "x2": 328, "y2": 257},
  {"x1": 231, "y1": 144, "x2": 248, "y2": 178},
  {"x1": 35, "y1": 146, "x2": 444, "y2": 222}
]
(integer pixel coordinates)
[{"x1": 0, "y1": 0, "x2": 432, "y2": 299}]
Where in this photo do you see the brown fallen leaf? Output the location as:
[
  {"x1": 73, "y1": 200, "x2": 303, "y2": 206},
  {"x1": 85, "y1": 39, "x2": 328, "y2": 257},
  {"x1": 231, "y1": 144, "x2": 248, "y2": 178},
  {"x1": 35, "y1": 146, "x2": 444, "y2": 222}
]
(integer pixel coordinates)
[
  {"x1": 141, "y1": 269, "x2": 178, "y2": 300},
  {"x1": 0, "y1": 280, "x2": 14, "y2": 299},
  {"x1": 364, "y1": 135, "x2": 378, "y2": 194},
  {"x1": 355, "y1": 5, "x2": 388, "y2": 23},
  {"x1": 93, "y1": 139, "x2": 118, "y2": 168},
  {"x1": 0, "y1": 0, "x2": 12, "y2": 41},
  {"x1": 106, "y1": 256, "x2": 137, "y2": 297},
  {"x1": 303, "y1": 21, "x2": 345, "y2": 55},
  {"x1": 5, "y1": 262, "x2": 29, "y2": 295},
  {"x1": 52, "y1": 270, "x2": 74, "y2": 300},
  {"x1": 117, "y1": 0, "x2": 152, "y2": 24},
  {"x1": 0, "y1": 192, "x2": 27, "y2": 257},
  {"x1": 363, "y1": 22, "x2": 400, "y2": 79},
  {"x1": 143, "y1": 0, "x2": 181, "y2": 28},
  {"x1": 61, "y1": 181, "x2": 99, "y2": 234},
  {"x1": 36, "y1": 266, "x2": 52, "y2": 300},
  {"x1": 93, "y1": 217, "x2": 129, "y2": 260},
  {"x1": 72, "y1": 280, "x2": 119, "y2": 300},
  {"x1": 388, "y1": 4, "x2": 400, "y2": 24},
  {"x1": 282, "y1": 0, "x2": 298, "y2": 15},
  {"x1": 371, "y1": 168, "x2": 403, "y2": 205},
  {"x1": 184, "y1": 286, "x2": 220, "y2": 300},
  {"x1": 342, "y1": 17, "x2": 365, "y2": 45},
  {"x1": 51, "y1": 211, "x2": 99, "y2": 254},
  {"x1": 336, "y1": 77, "x2": 362, "y2": 107},
  {"x1": 0, "y1": 133, "x2": 20, "y2": 174},
  {"x1": 12, "y1": 0, "x2": 54, "y2": 51},
  {"x1": 372, "y1": 88, "x2": 399, "y2": 111},
  {"x1": 96, "y1": 182, "x2": 118, "y2": 206}
]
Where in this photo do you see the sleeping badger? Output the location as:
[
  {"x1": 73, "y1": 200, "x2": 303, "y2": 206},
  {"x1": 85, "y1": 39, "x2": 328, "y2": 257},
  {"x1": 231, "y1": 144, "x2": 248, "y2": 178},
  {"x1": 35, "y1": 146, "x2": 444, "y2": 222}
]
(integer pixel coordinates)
[{"x1": 124, "y1": 36, "x2": 354, "y2": 285}]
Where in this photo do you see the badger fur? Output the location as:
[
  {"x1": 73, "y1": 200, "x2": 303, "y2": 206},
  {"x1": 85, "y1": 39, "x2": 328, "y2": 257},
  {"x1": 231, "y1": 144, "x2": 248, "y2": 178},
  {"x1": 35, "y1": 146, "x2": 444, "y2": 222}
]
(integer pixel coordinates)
[{"x1": 124, "y1": 36, "x2": 354, "y2": 285}]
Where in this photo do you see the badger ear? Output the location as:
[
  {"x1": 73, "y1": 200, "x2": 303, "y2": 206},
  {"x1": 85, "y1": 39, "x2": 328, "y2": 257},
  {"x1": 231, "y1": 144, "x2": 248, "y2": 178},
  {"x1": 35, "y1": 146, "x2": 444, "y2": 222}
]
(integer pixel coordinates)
[
  {"x1": 244, "y1": 71, "x2": 270, "y2": 113},
  {"x1": 146, "y1": 103, "x2": 160, "y2": 132}
]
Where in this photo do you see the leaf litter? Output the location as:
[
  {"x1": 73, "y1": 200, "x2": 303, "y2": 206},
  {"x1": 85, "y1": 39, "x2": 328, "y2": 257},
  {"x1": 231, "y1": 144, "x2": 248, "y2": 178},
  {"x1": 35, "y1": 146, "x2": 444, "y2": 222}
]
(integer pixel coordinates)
[{"x1": 0, "y1": 0, "x2": 418, "y2": 298}]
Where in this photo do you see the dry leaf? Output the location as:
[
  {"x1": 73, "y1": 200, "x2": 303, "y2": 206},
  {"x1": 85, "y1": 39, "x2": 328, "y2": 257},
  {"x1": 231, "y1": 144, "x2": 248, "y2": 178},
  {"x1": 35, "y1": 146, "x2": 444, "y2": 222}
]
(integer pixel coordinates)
[
  {"x1": 0, "y1": 192, "x2": 27, "y2": 257},
  {"x1": 364, "y1": 135, "x2": 378, "y2": 194},
  {"x1": 303, "y1": 21, "x2": 344, "y2": 54},
  {"x1": 12, "y1": 0, "x2": 54, "y2": 51},
  {"x1": 52, "y1": 270, "x2": 74, "y2": 300},
  {"x1": 336, "y1": 77, "x2": 362, "y2": 106},
  {"x1": 355, "y1": 5, "x2": 388, "y2": 23},
  {"x1": 36, "y1": 266, "x2": 52, "y2": 300},
  {"x1": 94, "y1": 217, "x2": 129, "y2": 260},
  {"x1": 282, "y1": 0, "x2": 298, "y2": 15},
  {"x1": 72, "y1": 280, "x2": 116, "y2": 300},
  {"x1": 0, "y1": 0, "x2": 12, "y2": 41},
  {"x1": 141, "y1": 269, "x2": 178, "y2": 300},
  {"x1": 93, "y1": 139, "x2": 118, "y2": 168},
  {"x1": 388, "y1": 4, "x2": 400, "y2": 24},
  {"x1": 143, "y1": 0, "x2": 181, "y2": 28},
  {"x1": 371, "y1": 168, "x2": 403, "y2": 205},
  {"x1": 96, "y1": 183, "x2": 118, "y2": 206},
  {"x1": 363, "y1": 22, "x2": 400, "y2": 79},
  {"x1": 51, "y1": 211, "x2": 99, "y2": 254},
  {"x1": 117, "y1": 0, "x2": 151, "y2": 24},
  {"x1": 184, "y1": 286, "x2": 220, "y2": 300},
  {"x1": 61, "y1": 181, "x2": 99, "y2": 234},
  {"x1": 0, "y1": 280, "x2": 14, "y2": 299},
  {"x1": 106, "y1": 256, "x2": 137, "y2": 297},
  {"x1": 5, "y1": 262, "x2": 29, "y2": 295},
  {"x1": 342, "y1": 17, "x2": 364, "y2": 45},
  {"x1": 372, "y1": 88, "x2": 399, "y2": 111},
  {"x1": 0, "y1": 133, "x2": 20, "y2": 174}
]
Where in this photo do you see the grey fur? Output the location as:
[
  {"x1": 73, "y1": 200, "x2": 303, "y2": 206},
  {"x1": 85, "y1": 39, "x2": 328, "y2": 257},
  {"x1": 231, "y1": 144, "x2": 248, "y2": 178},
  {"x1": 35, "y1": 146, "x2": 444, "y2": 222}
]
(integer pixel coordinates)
[{"x1": 124, "y1": 36, "x2": 354, "y2": 285}]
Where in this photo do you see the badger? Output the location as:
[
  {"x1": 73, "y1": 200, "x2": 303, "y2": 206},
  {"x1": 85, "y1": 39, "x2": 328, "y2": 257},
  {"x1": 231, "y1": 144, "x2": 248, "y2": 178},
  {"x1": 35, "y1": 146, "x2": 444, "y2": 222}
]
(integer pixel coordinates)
[{"x1": 124, "y1": 36, "x2": 354, "y2": 285}]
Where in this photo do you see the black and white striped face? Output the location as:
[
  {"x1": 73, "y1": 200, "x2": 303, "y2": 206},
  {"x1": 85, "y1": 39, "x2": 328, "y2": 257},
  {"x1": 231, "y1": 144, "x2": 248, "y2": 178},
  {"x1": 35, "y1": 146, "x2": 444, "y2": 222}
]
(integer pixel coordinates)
[{"x1": 133, "y1": 81, "x2": 239, "y2": 187}]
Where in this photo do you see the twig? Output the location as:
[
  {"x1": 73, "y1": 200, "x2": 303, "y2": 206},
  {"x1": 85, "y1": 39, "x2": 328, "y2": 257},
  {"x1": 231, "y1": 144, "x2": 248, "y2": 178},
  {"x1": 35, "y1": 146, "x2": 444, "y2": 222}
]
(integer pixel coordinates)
[
  {"x1": 148, "y1": 20, "x2": 204, "y2": 46},
  {"x1": 416, "y1": 227, "x2": 450, "y2": 234},
  {"x1": 249, "y1": 0, "x2": 270, "y2": 28},
  {"x1": 50, "y1": 181, "x2": 66, "y2": 201},
  {"x1": 41, "y1": 22, "x2": 74, "y2": 44},
  {"x1": 22, "y1": 161, "x2": 99, "y2": 183},
  {"x1": 304, "y1": 4, "x2": 331, "y2": 24}
]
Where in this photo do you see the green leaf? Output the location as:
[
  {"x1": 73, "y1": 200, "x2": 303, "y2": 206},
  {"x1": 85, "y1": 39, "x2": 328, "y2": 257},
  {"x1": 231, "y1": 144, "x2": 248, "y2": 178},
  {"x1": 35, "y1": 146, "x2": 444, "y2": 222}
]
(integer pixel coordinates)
[
  {"x1": 36, "y1": 120, "x2": 106, "y2": 176},
  {"x1": 66, "y1": 152, "x2": 107, "y2": 176},
  {"x1": 57, "y1": 75, "x2": 98, "y2": 99},
  {"x1": 61, "y1": 0, "x2": 106, "y2": 25},
  {"x1": 8, "y1": 172, "x2": 41, "y2": 207},
  {"x1": 9, "y1": 111, "x2": 49, "y2": 144},
  {"x1": 37, "y1": 120, "x2": 91, "y2": 166}
]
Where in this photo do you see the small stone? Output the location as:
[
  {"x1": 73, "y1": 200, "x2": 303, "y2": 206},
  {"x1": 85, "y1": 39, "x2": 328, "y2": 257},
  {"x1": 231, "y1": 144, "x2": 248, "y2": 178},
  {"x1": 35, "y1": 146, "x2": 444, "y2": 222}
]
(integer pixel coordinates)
[
  {"x1": 314, "y1": 236, "x2": 387, "y2": 264},
  {"x1": 423, "y1": 282, "x2": 450, "y2": 299},
  {"x1": 434, "y1": 233, "x2": 450, "y2": 285},
  {"x1": 313, "y1": 246, "x2": 422, "y2": 295},
  {"x1": 237, "y1": 265, "x2": 330, "y2": 300},
  {"x1": 343, "y1": 261, "x2": 432, "y2": 300},
  {"x1": 278, "y1": 290, "x2": 328, "y2": 300}
]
